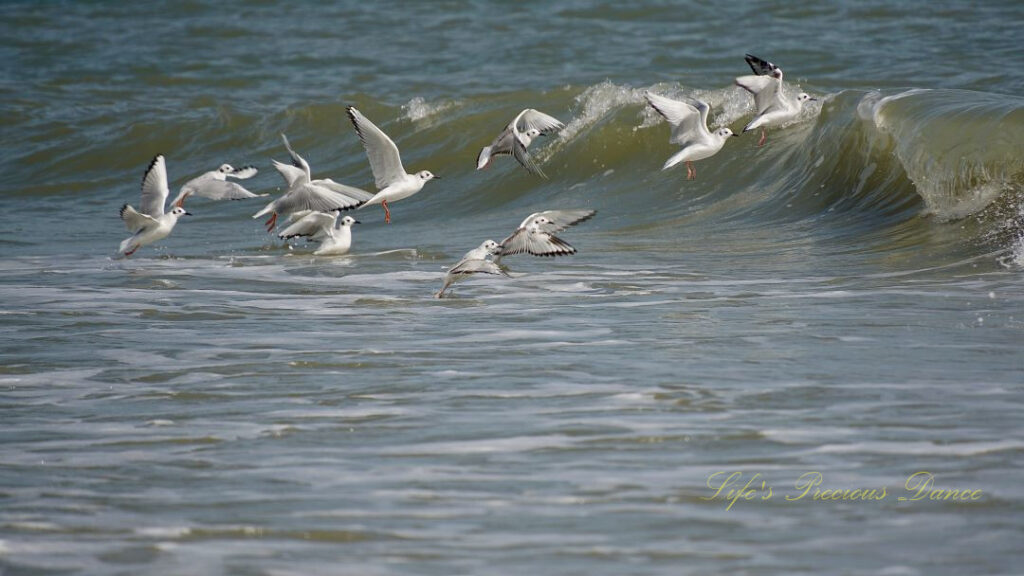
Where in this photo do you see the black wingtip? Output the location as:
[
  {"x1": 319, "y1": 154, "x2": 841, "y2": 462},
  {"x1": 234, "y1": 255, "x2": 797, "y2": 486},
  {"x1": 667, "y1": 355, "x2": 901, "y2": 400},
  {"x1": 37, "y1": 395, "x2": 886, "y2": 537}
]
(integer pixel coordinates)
[
  {"x1": 142, "y1": 154, "x2": 162, "y2": 189},
  {"x1": 345, "y1": 106, "x2": 367, "y2": 143},
  {"x1": 119, "y1": 203, "x2": 129, "y2": 218}
]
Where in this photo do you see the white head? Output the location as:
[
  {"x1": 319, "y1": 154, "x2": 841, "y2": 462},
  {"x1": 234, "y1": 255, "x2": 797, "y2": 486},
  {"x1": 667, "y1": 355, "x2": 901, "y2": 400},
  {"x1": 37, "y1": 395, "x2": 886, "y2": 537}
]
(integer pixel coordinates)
[
  {"x1": 170, "y1": 206, "x2": 191, "y2": 218},
  {"x1": 340, "y1": 215, "x2": 360, "y2": 227},
  {"x1": 218, "y1": 163, "x2": 234, "y2": 174},
  {"x1": 796, "y1": 93, "x2": 816, "y2": 106},
  {"x1": 417, "y1": 170, "x2": 438, "y2": 182},
  {"x1": 715, "y1": 127, "x2": 737, "y2": 139},
  {"x1": 528, "y1": 215, "x2": 552, "y2": 230},
  {"x1": 518, "y1": 128, "x2": 542, "y2": 147},
  {"x1": 482, "y1": 239, "x2": 501, "y2": 255},
  {"x1": 771, "y1": 67, "x2": 784, "y2": 80}
]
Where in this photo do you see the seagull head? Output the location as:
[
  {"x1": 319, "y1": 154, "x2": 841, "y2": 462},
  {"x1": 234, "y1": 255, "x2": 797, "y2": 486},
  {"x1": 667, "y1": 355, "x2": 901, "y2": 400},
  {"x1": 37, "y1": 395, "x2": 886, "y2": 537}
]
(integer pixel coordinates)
[
  {"x1": 340, "y1": 215, "x2": 360, "y2": 227},
  {"x1": 796, "y1": 93, "x2": 817, "y2": 106},
  {"x1": 170, "y1": 206, "x2": 192, "y2": 217},
  {"x1": 482, "y1": 239, "x2": 501, "y2": 255},
  {"x1": 771, "y1": 67, "x2": 784, "y2": 80},
  {"x1": 218, "y1": 164, "x2": 234, "y2": 174},
  {"x1": 417, "y1": 170, "x2": 439, "y2": 181},
  {"x1": 716, "y1": 127, "x2": 738, "y2": 139}
]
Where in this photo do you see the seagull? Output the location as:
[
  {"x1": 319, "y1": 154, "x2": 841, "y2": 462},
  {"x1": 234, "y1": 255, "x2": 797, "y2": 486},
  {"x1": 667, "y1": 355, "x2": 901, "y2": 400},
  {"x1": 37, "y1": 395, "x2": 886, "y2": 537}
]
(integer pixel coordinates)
[
  {"x1": 119, "y1": 155, "x2": 191, "y2": 256},
  {"x1": 278, "y1": 212, "x2": 360, "y2": 256},
  {"x1": 644, "y1": 91, "x2": 738, "y2": 180},
  {"x1": 435, "y1": 239, "x2": 507, "y2": 298},
  {"x1": 476, "y1": 108, "x2": 564, "y2": 178},
  {"x1": 170, "y1": 163, "x2": 264, "y2": 208},
  {"x1": 493, "y1": 209, "x2": 596, "y2": 265},
  {"x1": 735, "y1": 53, "x2": 816, "y2": 146},
  {"x1": 252, "y1": 133, "x2": 373, "y2": 232},
  {"x1": 346, "y1": 106, "x2": 439, "y2": 224}
]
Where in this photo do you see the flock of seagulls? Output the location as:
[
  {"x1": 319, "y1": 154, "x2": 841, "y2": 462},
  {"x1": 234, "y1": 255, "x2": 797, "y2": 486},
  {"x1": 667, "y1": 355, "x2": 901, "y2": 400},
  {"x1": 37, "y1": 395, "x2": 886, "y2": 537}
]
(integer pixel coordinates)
[{"x1": 118, "y1": 54, "x2": 814, "y2": 296}]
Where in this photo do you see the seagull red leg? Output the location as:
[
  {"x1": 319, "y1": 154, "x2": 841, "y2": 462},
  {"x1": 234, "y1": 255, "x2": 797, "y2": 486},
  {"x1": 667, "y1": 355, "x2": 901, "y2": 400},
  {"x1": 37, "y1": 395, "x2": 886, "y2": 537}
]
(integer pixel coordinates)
[
  {"x1": 686, "y1": 161, "x2": 696, "y2": 180},
  {"x1": 382, "y1": 200, "x2": 391, "y2": 224},
  {"x1": 265, "y1": 212, "x2": 278, "y2": 232},
  {"x1": 758, "y1": 128, "x2": 767, "y2": 147}
]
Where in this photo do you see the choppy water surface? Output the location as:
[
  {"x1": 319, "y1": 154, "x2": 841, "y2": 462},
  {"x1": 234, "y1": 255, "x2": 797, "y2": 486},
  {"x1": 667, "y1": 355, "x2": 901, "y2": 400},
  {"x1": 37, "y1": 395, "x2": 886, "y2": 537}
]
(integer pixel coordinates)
[{"x1": 2, "y1": 1, "x2": 1023, "y2": 574}]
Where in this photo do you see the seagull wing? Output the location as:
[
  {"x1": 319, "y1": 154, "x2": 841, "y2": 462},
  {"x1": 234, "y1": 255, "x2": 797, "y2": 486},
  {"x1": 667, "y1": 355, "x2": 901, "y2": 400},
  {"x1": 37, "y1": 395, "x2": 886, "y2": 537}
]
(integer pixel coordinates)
[
  {"x1": 527, "y1": 209, "x2": 598, "y2": 234},
  {"x1": 644, "y1": 92, "x2": 707, "y2": 143},
  {"x1": 280, "y1": 133, "x2": 311, "y2": 183},
  {"x1": 120, "y1": 204, "x2": 158, "y2": 233},
  {"x1": 499, "y1": 228, "x2": 578, "y2": 258},
  {"x1": 735, "y1": 75, "x2": 781, "y2": 114},
  {"x1": 227, "y1": 165, "x2": 258, "y2": 179},
  {"x1": 274, "y1": 182, "x2": 368, "y2": 216},
  {"x1": 744, "y1": 53, "x2": 779, "y2": 76},
  {"x1": 511, "y1": 137, "x2": 546, "y2": 178},
  {"x1": 314, "y1": 178, "x2": 376, "y2": 204},
  {"x1": 448, "y1": 258, "x2": 508, "y2": 277},
  {"x1": 272, "y1": 159, "x2": 307, "y2": 188},
  {"x1": 347, "y1": 106, "x2": 406, "y2": 189},
  {"x1": 139, "y1": 155, "x2": 170, "y2": 217},
  {"x1": 185, "y1": 178, "x2": 264, "y2": 201},
  {"x1": 278, "y1": 211, "x2": 337, "y2": 239},
  {"x1": 515, "y1": 108, "x2": 564, "y2": 135}
]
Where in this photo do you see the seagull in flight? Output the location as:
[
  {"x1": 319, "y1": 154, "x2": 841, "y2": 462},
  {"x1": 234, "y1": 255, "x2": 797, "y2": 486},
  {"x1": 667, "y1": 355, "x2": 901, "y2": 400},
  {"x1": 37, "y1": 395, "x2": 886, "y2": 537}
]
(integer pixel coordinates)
[
  {"x1": 434, "y1": 239, "x2": 507, "y2": 298},
  {"x1": 735, "y1": 53, "x2": 816, "y2": 146},
  {"x1": 476, "y1": 108, "x2": 564, "y2": 178},
  {"x1": 347, "y1": 106, "x2": 439, "y2": 224},
  {"x1": 119, "y1": 155, "x2": 191, "y2": 256},
  {"x1": 253, "y1": 133, "x2": 373, "y2": 232},
  {"x1": 493, "y1": 209, "x2": 596, "y2": 265},
  {"x1": 170, "y1": 163, "x2": 263, "y2": 208},
  {"x1": 644, "y1": 91, "x2": 737, "y2": 180}
]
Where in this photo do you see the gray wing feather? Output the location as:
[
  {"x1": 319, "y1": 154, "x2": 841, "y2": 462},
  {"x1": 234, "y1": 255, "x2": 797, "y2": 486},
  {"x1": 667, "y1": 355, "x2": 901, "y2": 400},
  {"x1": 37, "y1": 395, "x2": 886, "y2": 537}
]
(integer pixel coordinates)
[
  {"x1": 645, "y1": 92, "x2": 707, "y2": 144},
  {"x1": 347, "y1": 106, "x2": 406, "y2": 189},
  {"x1": 511, "y1": 138, "x2": 546, "y2": 178},
  {"x1": 273, "y1": 159, "x2": 306, "y2": 188},
  {"x1": 735, "y1": 75, "x2": 781, "y2": 114},
  {"x1": 186, "y1": 179, "x2": 264, "y2": 201},
  {"x1": 139, "y1": 155, "x2": 169, "y2": 217},
  {"x1": 278, "y1": 211, "x2": 337, "y2": 239},
  {"x1": 515, "y1": 108, "x2": 564, "y2": 135}
]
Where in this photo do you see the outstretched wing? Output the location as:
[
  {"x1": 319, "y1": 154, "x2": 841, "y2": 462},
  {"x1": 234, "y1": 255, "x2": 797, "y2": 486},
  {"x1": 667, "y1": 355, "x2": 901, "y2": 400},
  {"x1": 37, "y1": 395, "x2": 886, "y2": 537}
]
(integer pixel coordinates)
[
  {"x1": 227, "y1": 165, "x2": 258, "y2": 179},
  {"x1": 272, "y1": 159, "x2": 307, "y2": 188},
  {"x1": 185, "y1": 179, "x2": 264, "y2": 201},
  {"x1": 499, "y1": 229, "x2": 578, "y2": 258},
  {"x1": 511, "y1": 138, "x2": 546, "y2": 178},
  {"x1": 644, "y1": 92, "x2": 708, "y2": 143},
  {"x1": 314, "y1": 178, "x2": 376, "y2": 204},
  {"x1": 280, "y1": 133, "x2": 311, "y2": 183},
  {"x1": 735, "y1": 75, "x2": 781, "y2": 114},
  {"x1": 448, "y1": 258, "x2": 507, "y2": 277},
  {"x1": 521, "y1": 209, "x2": 596, "y2": 233},
  {"x1": 120, "y1": 203, "x2": 158, "y2": 233},
  {"x1": 745, "y1": 53, "x2": 780, "y2": 76},
  {"x1": 273, "y1": 182, "x2": 367, "y2": 215},
  {"x1": 278, "y1": 211, "x2": 337, "y2": 239},
  {"x1": 139, "y1": 155, "x2": 170, "y2": 217},
  {"x1": 514, "y1": 108, "x2": 564, "y2": 135},
  {"x1": 347, "y1": 106, "x2": 406, "y2": 189}
]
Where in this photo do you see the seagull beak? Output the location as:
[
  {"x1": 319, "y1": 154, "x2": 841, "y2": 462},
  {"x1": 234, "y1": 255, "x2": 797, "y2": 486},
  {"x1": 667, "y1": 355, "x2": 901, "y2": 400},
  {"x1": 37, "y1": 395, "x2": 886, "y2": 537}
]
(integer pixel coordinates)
[
  {"x1": 353, "y1": 220, "x2": 361, "y2": 224},
  {"x1": 732, "y1": 133, "x2": 741, "y2": 137},
  {"x1": 184, "y1": 211, "x2": 193, "y2": 216},
  {"x1": 809, "y1": 97, "x2": 819, "y2": 102},
  {"x1": 432, "y1": 175, "x2": 442, "y2": 180}
]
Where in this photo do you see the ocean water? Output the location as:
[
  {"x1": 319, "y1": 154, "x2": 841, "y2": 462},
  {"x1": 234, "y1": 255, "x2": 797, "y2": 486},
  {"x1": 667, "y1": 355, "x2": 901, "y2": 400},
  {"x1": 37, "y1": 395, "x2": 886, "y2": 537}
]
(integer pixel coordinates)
[{"x1": 2, "y1": 1, "x2": 1023, "y2": 575}]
